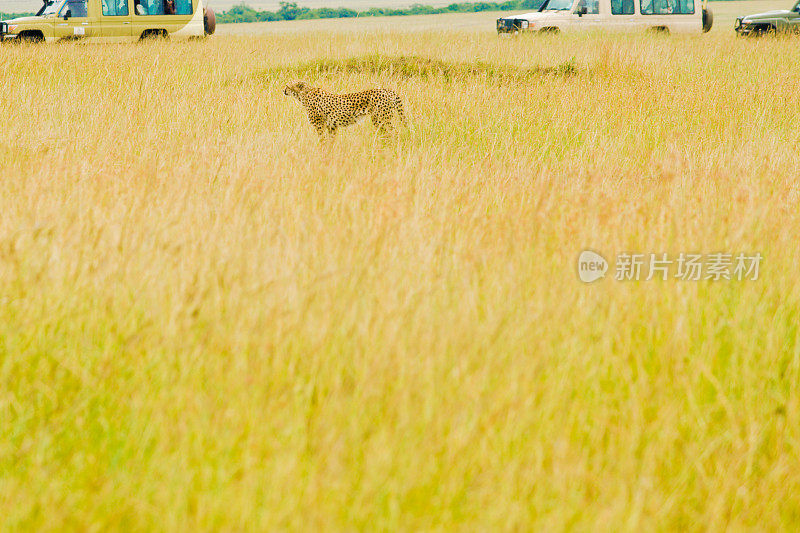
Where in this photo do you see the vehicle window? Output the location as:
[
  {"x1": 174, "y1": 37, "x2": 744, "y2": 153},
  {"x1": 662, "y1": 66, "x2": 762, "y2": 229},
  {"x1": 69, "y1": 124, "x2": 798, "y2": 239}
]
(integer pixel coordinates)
[
  {"x1": 102, "y1": 0, "x2": 129, "y2": 16},
  {"x1": 611, "y1": 0, "x2": 634, "y2": 14},
  {"x1": 175, "y1": 0, "x2": 191, "y2": 14},
  {"x1": 134, "y1": 0, "x2": 191, "y2": 14},
  {"x1": 542, "y1": 0, "x2": 574, "y2": 11},
  {"x1": 577, "y1": 0, "x2": 600, "y2": 13},
  {"x1": 41, "y1": 0, "x2": 61, "y2": 15},
  {"x1": 60, "y1": 0, "x2": 88, "y2": 17},
  {"x1": 641, "y1": 0, "x2": 693, "y2": 14}
]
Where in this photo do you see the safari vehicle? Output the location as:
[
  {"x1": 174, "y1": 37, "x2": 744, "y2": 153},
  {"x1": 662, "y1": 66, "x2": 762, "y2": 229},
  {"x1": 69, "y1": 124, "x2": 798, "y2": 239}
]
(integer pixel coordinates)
[
  {"x1": 0, "y1": 0, "x2": 215, "y2": 42},
  {"x1": 734, "y1": 0, "x2": 800, "y2": 35},
  {"x1": 497, "y1": 0, "x2": 713, "y2": 34}
]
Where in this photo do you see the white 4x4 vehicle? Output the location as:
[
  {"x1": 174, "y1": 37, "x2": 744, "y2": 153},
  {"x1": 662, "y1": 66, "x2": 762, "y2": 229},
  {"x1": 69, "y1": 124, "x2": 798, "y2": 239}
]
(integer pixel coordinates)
[{"x1": 497, "y1": 0, "x2": 713, "y2": 34}]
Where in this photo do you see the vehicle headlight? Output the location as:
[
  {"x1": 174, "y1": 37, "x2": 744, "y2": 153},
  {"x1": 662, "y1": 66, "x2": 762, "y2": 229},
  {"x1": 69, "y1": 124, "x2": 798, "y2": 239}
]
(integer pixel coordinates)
[
  {"x1": 9, "y1": 24, "x2": 18, "y2": 32},
  {"x1": 522, "y1": 21, "x2": 529, "y2": 29}
]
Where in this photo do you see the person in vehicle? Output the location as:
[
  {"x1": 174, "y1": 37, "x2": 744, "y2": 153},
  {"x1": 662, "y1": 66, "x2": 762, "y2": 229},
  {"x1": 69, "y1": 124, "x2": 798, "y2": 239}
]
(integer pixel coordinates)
[
  {"x1": 580, "y1": 0, "x2": 600, "y2": 13},
  {"x1": 610, "y1": 0, "x2": 635, "y2": 13},
  {"x1": 132, "y1": 0, "x2": 188, "y2": 15},
  {"x1": 63, "y1": 0, "x2": 88, "y2": 17},
  {"x1": 102, "y1": 0, "x2": 128, "y2": 16},
  {"x1": 641, "y1": 0, "x2": 679, "y2": 14}
]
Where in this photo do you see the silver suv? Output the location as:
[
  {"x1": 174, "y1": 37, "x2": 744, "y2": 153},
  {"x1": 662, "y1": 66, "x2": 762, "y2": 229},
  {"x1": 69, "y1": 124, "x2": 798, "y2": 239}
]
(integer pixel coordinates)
[{"x1": 735, "y1": 0, "x2": 800, "y2": 35}]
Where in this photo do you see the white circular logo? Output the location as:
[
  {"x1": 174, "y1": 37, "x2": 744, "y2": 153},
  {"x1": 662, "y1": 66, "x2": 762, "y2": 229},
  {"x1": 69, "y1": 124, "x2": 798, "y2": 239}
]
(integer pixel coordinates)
[{"x1": 577, "y1": 250, "x2": 608, "y2": 283}]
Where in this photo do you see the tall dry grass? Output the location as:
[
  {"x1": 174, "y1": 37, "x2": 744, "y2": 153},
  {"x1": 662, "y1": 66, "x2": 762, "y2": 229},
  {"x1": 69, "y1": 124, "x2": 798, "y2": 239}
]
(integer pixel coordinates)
[{"x1": 1, "y1": 19, "x2": 800, "y2": 530}]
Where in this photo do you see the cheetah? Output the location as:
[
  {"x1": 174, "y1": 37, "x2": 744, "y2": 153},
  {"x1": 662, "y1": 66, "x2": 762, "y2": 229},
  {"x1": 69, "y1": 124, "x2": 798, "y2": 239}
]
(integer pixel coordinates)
[{"x1": 283, "y1": 80, "x2": 407, "y2": 139}]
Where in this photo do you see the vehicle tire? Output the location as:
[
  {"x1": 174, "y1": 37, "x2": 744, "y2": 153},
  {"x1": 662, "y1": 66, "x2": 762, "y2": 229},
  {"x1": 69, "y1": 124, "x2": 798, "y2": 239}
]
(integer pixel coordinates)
[
  {"x1": 647, "y1": 26, "x2": 669, "y2": 34},
  {"x1": 140, "y1": 29, "x2": 168, "y2": 40},
  {"x1": 16, "y1": 31, "x2": 44, "y2": 43},
  {"x1": 702, "y1": 8, "x2": 713, "y2": 33},
  {"x1": 203, "y1": 6, "x2": 216, "y2": 35}
]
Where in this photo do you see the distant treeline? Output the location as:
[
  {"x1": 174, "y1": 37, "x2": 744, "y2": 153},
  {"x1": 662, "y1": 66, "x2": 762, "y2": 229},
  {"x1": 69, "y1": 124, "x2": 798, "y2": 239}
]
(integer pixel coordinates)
[
  {"x1": 0, "y1": 11, "x2": 34, "y2": 18},
  {"x1": 217, "y1": 1, "x2": 544, "y2": 23},
  {"x1": 0, "y1": 0, "x2": 739, "y2": 24},
  {"x1": 0, "y1": 2, "x2": 536, "y2": 23}
]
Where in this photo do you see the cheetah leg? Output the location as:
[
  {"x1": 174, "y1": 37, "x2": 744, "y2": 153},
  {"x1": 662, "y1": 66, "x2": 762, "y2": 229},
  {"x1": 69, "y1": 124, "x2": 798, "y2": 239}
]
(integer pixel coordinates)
[
  {"x1": 391, "y1": 94, "x2": 408, "y2": 127},
  {"x1": 371, "y1": 113, "x2": 392, "y2": 137},
  {"x1": 382, "y1": 110, "x2": 395, "y2": 133},
  {"x1": 310, "y1": 116, "x2": 328, "y2": 140},
  {"x1": 370, "y1": 114, "x2": 381, "y2": 130}
]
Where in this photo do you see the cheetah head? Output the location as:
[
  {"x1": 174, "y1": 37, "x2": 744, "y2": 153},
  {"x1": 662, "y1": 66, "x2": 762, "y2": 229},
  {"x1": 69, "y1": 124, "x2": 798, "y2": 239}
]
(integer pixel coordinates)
[{"x1": 283, "y1": 80, "x2": 312, "y2": 99}]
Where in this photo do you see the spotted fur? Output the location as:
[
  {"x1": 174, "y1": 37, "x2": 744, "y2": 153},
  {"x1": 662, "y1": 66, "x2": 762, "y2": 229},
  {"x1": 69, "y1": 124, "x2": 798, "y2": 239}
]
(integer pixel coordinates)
[{"x1": 284, "y1": 80, "x2": 407, "y2": 139}]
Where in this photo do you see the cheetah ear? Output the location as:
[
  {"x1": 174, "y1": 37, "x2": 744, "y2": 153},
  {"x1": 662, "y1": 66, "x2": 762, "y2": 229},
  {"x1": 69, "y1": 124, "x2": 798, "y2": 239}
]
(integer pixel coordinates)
[{"x1": 296, "y1": 81, "x2": 306, "y2": 90}]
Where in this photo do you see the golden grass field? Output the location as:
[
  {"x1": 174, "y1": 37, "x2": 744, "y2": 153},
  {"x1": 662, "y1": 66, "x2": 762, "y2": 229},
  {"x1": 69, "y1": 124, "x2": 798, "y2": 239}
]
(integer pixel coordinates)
[{"x1": 2, "y1": 1, "x2": 800, "y2": 529}]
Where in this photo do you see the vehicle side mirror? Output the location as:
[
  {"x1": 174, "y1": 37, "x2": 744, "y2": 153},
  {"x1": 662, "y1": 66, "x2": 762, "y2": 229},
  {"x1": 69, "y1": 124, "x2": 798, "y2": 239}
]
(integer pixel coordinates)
[
  {"x1": 577, "y1": 6, "x2": 587, "y2": 15},
  {"x1": 63, "y1": 9, "x2": 71, "y2": 19}
]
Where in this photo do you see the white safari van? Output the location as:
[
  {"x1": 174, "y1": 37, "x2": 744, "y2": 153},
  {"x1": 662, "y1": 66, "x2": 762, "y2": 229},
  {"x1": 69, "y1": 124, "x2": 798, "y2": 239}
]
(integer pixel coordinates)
[
  {"x1": 0, "y1": 0, "x2": 215, "y2": 42},
  {"x1": 497, "y1": 0, "x2": 713, "y2": 34}
]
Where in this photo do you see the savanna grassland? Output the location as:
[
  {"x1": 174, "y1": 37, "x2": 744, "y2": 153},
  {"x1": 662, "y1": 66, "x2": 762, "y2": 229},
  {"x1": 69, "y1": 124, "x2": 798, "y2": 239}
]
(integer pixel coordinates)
[{"x1": 2, "y1": 2, "x2": 800, "y2": 529}]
